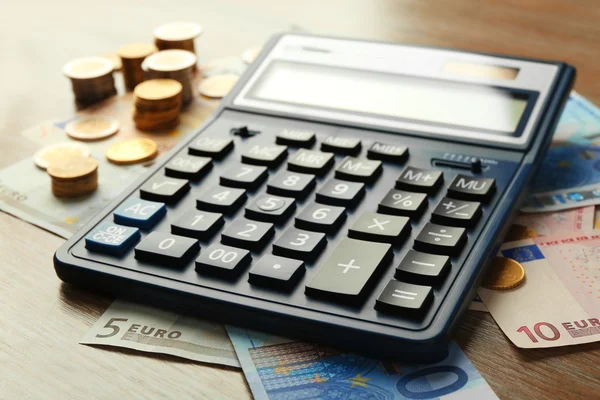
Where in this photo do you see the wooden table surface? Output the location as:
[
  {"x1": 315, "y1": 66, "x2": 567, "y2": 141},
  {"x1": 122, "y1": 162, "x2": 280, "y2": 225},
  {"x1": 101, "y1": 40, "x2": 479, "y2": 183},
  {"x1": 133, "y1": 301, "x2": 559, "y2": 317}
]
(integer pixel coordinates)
[{"x1": 2, "y1": 0, "x2": 600, "y2": 399}]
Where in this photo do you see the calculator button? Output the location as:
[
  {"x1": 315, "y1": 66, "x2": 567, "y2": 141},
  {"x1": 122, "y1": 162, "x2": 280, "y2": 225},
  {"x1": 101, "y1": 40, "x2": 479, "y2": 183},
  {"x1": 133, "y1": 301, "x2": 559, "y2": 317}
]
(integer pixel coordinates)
[
  {"x1": 245, "y1": 194, "x2": 296, "y2": 224},
  {"x1": 431, "y1": 197, "x2": 482, "y2": 228},
  {"x1": 134, "y1": 232, "x2": 199, "y2": 267},
  {"x1": 196, "y1": 185, "x2": 247, "y2": 214},
  {"x1": 272, "y1": 228, "x2": 327, "y2": 261},
  {"x1": 375, "y1": 280, "x2": 433, "y2": 317},
  {"x1": 414, "y1": 223, "x2": 466, "y2": 256},
  {"x1": 230, "y1": 125, "x2": 260, "y2": 137},
  {"x1": 195, "y1": 243, "x2": 251, "y2": 278},
  {"x1": 140, "y1": 175, "x2": 190, "y2": 204},
  {"x1": 305, "y1": 238, "x2": 392, "y2": 302},
  {"x1": 348, "y1": 212, "x2": 410, "y2": 245},
  {"x1": 188, "y1": 136, "x2": 233, "y2": 159},
  {"x1": 241, "y1": 144, "x2": 288, "y2": 168},
  {"x1": 171, "y1": 210, "x2": 224, "y2": 240},
  {"x1": 315, "y1": 179, "x2": 365, "y2": 207},
  {"x1": 85, "y1": 222, "x2": 140, "y2": 256},
  {"x1": 447, "y1": 174, "x2": 496, "y2": 202},
  {"x1": 288, "y1": 149, "x2": 334, "y2": 176},
  {"x1": 165, "y1": 155, "x2": 212, "y2": 181},
  {"x1": 395, "y1": 250, "x2": 450, "y2": 284},
  {"x1": 295, "y1": 202, "x2": 346, "y2": 234},
  {"x1": 248, "y1": 254, "x2": 305, "y2": 290},
  {"x1": 335, "y1": 157, "x2": 382, "y2": 184},
  {"x1": 321, "y1": 136, "x2": 361, "y2": 155},
  {"x1": 221, "y1": 218, "x2": 275, "y2": 251},
  {"x1": 220, "y1": 163, "x2": 268, "y2": 190},
  {"x1": 267, "y1": 170, "x2": 316, "y2": 199},
  {"x1": 367, "y1": 142, "x2": 408, "y2": 163},
  {"x1": 114, "y1": 198, "x2": 166, "y2": 229},
  {"x1": 396, "y1": 167, "x2": 443, "y2": 194},
  {"x1": 276, "y1": 129, "x2": 316, "y2": 148},
  {"x1": 378, "y1": 189, "x2": 427, "y2": 218}
]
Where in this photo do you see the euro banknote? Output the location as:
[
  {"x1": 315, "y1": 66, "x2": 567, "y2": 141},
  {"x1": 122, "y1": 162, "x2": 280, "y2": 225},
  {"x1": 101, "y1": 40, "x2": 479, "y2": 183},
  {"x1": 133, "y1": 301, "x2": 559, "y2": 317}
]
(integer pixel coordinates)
[{"x1": 513, "y1": 205, "x2": 594, "y2": 236}]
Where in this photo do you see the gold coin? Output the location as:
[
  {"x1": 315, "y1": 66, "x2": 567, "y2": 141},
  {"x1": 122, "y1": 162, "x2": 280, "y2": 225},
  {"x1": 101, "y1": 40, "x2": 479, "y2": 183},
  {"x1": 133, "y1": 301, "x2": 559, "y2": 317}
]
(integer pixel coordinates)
[
  {"x1": 33, "y1": 142, "x2": 91, "y2": 170},
  {"x1": 143, "y1": 49, "x2": 197, "y2": 72},
  {"x1": 117, "y1": 43, "x2": 158, "y2": 60},
  {"x1": 198, "y1": 74, "x2": 239, "y2": 98},
  {"x1": 241, "y1": 46, "x2": 261, "y2": 64},
  {"x1": 98, "y1": 53, "x2": 122, "y2": 71},
  {"x1": 63, "y1": 57, "x2": 113, "y2": 79},
  {"x1": 505, "y1": 224, "x2": 537, "y2": 241},
  {"x1": 134, "y1": 79, "x2": 182, "y2": 101},
  {"x1": 106, "y1": 138, "x2": 158, "y2": 165},
  {"x1": 65, "y1": 117, "x2": 120, "y2": 141},
  {"x1": 47, "y1": 156, "x2": 98, "y2": 180},
  {"x1": 483, "y1": 257, "x2": 526, "y2": 290},
  {"x1": 153, "y1": 22, "x2": 203, "y2": 41}
]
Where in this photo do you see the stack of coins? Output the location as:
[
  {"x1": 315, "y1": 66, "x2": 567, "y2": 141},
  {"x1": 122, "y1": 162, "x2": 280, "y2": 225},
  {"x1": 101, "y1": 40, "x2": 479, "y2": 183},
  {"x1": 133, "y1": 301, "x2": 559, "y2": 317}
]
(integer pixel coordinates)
[
  {"x1": 133, "y1": 79, "x2": 183, "y2": 131},
  {"x1": 153, "y1": 22, "x2": 203, "y2": 55},
  {"x1": 142, "y1": 50, "x2": 197, "y2": 105},
  {"x1": 47, "y1": 156, "x2": 99, "y2": 198},
  {"x1": 62, "y1": 57, "x2": 116, "y2": 105},
  {"x1": 117, "y1": 43, "x2": 158, "y2": 91}
]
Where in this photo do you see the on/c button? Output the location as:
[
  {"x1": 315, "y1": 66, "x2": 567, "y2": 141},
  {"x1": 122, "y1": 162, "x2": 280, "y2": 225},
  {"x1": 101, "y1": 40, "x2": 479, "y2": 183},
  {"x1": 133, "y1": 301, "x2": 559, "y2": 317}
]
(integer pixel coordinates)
[{"x1": 85, "y1": 222, "x2": 140, "y2": 256}]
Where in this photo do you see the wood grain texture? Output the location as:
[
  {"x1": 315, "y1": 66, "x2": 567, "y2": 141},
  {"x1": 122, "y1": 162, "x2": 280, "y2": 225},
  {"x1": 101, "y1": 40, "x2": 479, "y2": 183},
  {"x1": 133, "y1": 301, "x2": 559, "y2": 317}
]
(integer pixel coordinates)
[{"x1": 1, "y1": 0, "x2": 600, "y2": 399}]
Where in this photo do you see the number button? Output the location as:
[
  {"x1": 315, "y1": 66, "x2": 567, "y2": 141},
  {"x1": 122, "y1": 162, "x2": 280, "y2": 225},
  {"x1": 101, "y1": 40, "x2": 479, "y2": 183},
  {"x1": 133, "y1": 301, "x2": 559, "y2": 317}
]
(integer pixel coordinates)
[
  {"x1": 447, "y1": 174, "x2": 496, "y2": 202},
  {"x1": 171, "y1": 210, "x2": 224, "y2": 240},
  {"x1": 396, "y1": 167, "x2": 443, "y2": 194},
  {"x1": 315, "y1": 179, "x2": 365, "y2": 207},
  {"x1": 295, "y1": 202, "x2": 346, "y2": 234},
  {"x1": 114, "y1": 198, "x2": 166, "y2": 229},
  {"x1": 220, "y1": 163, "x2": 268, "y2": 190},
  {"x1": 188, "y1": 136, "x2": 233, "y2": 159},
  {"x1": 241, "y1": 144, "x2": 288, "y2": 168},
  {"x1": 245, "y1": 194, "x2": 296, "y2": 224},
  {"x1": 431, "y1": 197, "x2": 482, "y2": 228},
  {"x1": 335, "y1": 156, "x2": 382, "y2": 184},
  {"x1": 85, "y1": 222, "x2": 140, "y2": 256},
  {"x1": 140, "y1": 175, "x2": 190, "y2": 204},
  {"x1": 267, "y1": 170, "x2": 316, "y2": 199},
  {"x1": 196, "y1": 185, "x2": 247, "y2": 214},
  {"x1": 367, "y1": 142, "x2": 408, "y2": 163},
  {"x1": 165, "y1": 154, "x2": 212, "y2": 181},
  {"x1": 272, "y1": 228, "x2": 327, "y2": 261},
  {"x1": 288, "y1": 149, "x2": 334, "y2": 176},
  {"x1": 276, "y1": 129, "x2": 316, "y2": 148},
  {"x1": 375, "y1": 280, "x2": 433, "y2": 317},
  {"x1": 248, "y1": 254, "x2": 305, "y2": 290},
  {"x1": 348, "y1": 212, "x2": 411, "y2": 245},
  {"x1": 321, "y1": 136, "x2": 361, "y2": 155},
  {"x1": 195, "y1": 243, "x2": 251, "y2": 278},
  {"x1": 221, "y1": 218, "x2": 275, "y2": 251},
  {"x1": 134, "y1": 232, "x2": 199, "y2": 267},
  {"x1": 414, "y1": 222, "x2": 466, "y2": 256},
  {"x1": 378, "y1": 189, "x2": 428, "y2": 218}
]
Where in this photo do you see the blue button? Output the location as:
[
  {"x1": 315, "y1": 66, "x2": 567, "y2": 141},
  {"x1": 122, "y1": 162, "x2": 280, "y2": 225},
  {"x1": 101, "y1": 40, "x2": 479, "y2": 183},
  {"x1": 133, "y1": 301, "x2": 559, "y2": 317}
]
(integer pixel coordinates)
[
  {"x1": 114, "y1": 197, "x2": 166, "y2": 229},
  {"x1": 85, "y1": 222, "x2": 141, "y2": 255}
]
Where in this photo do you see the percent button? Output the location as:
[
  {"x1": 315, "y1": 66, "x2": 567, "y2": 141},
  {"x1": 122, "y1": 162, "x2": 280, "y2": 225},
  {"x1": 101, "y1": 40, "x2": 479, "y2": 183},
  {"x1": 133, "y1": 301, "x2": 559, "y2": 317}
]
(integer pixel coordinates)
[{"x1": 378, "y1": 189, "x2": 428, "y2": 218}]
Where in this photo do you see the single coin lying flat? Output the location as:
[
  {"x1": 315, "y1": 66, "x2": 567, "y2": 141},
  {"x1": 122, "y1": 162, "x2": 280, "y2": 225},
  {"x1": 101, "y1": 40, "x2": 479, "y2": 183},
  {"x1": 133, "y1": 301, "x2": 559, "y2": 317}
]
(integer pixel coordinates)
[
  {"x1": 65, "y1": 117, "x2": 120, "y2": 141},
  {"x1": 34, "y1": 142, "x2": 91, "y2": 170}
]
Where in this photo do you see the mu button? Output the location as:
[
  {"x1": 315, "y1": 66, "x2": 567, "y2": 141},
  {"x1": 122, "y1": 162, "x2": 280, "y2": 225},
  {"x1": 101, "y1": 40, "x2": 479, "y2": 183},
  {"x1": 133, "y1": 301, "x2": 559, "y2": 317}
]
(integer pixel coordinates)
[{"x1": 447, "y1": 174, "x2": 496, "y2": 202}]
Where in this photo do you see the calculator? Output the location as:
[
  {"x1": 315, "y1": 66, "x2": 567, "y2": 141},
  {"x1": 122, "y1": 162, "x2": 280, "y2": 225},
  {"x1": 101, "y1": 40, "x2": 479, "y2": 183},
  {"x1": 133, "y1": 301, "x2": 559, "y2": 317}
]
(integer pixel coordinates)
[{"x1": 55, "y1": 33, "x2": 575, "y2": 361}]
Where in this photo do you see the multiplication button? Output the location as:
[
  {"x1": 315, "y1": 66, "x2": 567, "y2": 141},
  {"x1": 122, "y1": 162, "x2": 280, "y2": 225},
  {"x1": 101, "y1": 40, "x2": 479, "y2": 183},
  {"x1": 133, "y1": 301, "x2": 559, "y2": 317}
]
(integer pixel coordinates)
[
  {"x1": 85, "y1": 222, "x2": 140, "y2": 255},
  {"x1": 396, "y1": 167, "x2": 443, "y2": 194},
  {"x1": 414, "y1": 222, "x2": 466, "y2": 256}
]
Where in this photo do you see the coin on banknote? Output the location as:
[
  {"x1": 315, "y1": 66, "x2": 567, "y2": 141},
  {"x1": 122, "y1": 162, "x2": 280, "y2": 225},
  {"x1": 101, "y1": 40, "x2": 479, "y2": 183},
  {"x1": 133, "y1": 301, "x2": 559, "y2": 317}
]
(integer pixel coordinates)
[
  {"x1": 482, "y1": 257, "x2": 525, "y2": 290},
  {"x1": 198, "y1": 74, "x2": 239, "y2": 98},
  {"x1": 241, "y1": 46, "x2": 261, "y2": 64},
  {"x1": 505, "y1": 224, "x2": 537, "y2": 241},
  {"x1": 47, "y1": 156, "x2": 99, "y2": 198},
  {"x1": 106, "y1": 138, "x2": 158, "y2": 165},
  {"x1": 34, "y1": 142, "x2": 91, "y2": 170},
  {"x1": 65, "y1": 117, "x2": 120, "y2": 141}
]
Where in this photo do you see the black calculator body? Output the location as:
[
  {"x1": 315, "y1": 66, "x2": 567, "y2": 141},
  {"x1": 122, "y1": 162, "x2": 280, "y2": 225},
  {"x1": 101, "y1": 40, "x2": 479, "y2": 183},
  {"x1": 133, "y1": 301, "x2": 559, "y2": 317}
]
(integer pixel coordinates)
[{"x1": 55, "y1": 34, "x2": 575, "y2": 361}]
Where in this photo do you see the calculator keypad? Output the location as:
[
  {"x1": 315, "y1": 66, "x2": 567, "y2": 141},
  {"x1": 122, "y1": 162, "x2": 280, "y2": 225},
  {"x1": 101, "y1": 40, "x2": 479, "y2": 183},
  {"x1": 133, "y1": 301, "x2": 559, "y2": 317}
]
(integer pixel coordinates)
[
  {"x1": 140, "y1": 175, "x2": 190, "y2": 204},
  {"x1": 335, "y1": 156, "x2": 382, "y2": 184},
  {"x1": 188, "y1": 136, "x2": 233, "y2": 159},
  {"x1": 114, "y1": 198, "x2": 166, "y2": 229},
  {"x1": 376, "y1": 280, "x2": 433, "y2": 317},
  {"x1": 134, "y1": 232, "x2": 199, "y2": 267},
  {"x1": 414, "y1": 223, "x2": 466, "y2": 256},
  {"x1": 245, "y1": 194, "x2": 296, "y2": 224},
  {"x1": 195, "y1": 244, "x2": 251, "y2": 278},
  {"x1": 378, "y1": 189, "x2": 427, "y2": 217},
  {"x1": 272, "y1": 228, "x2": 327, "y2": 261},
  {"x1": 431, "y1": 197, "x2": 482, "y2": 228},
  {"x1": 348, "y1": 212, "x2": 410, "y2": 245},
  {"x1": 248, "y1": 254, "x2": 305, "y2": 290},
  {"x1": 241, "y1": 144, "x2": 288, "y2": 168},
  {"x1": 171, "y1": 210, "x2": 224, "y2": 240},
  {"x1": 196, "y1": 185, "x2": 247, "y2": 214},
  {"x1": 315, "y1": 179, "x2": 365, "y2": 207},
  {"x1": 321, "y1": 136, "x2": 361, "y2": 155},
  {"x1": 267, "y1": 170, "x2": 316, "y2": 199},
  {"x1": 447, "y1": 174, "x2": 496, "y2": 202},
  {"x1": 165, "y1": 155, "x2": 212, "y2": 181},
  {"x1": 221, "y1": 218, "x2": 275, "y2": 251},
  {"x1": 220, "y1": 163, "x2": 268, "y2": 190},
  {"x1": 295, "y1": 202, "x2": 346, "y2": 234},
  {"x1": 288, "y1": 149, "x2": 334, "y2": 175}
]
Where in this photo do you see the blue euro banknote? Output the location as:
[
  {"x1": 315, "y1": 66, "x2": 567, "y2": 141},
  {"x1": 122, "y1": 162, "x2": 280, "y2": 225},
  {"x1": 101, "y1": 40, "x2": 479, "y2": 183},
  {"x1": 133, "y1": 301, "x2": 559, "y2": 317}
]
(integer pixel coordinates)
[
  {"x1": 226, "y1": 326, "x2": 497, "y2": 400},
  {"x1": 522, "y1": 93, "x2": 600, "y2": 212}
]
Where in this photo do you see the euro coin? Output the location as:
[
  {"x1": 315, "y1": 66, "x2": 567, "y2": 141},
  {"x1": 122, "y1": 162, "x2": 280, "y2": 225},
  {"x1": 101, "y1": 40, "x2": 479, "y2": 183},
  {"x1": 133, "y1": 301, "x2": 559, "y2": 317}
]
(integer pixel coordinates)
[
  {"x1": 134, "y1": 79, "x2": 182, "y2": 101},
  {"x1": 482, "y1": 257, "x2": 525, "y2": 290},
  {"x1": 65, "y1": 117, "x2": 120, "y2": 141},
  {"x1": 34, "y1": 142, "x2": 91, "y2": 170},
  {"x1": 154, "y1": 22, "x2": 203, "y2": 41},
  {"x1": 62, "y1": 57, "x2": 114, "y2": 79},
  {"x1": 106, "y1": 138, "x2": 158, "y2": 165},
  {"x1": 47, "y1": 156, "x2": 98, "y2": 180},
  {"x1": 241, "y1": 46, "x2": 261, "y2": 64},
  {"x1": 505, "y1": 224, "x2": 537, "y2": 241},
  {"x1": 143, "y1": 49, "x2": 197, "y2": 72},
  {"x1": 198, "y1": 74, "x2": 239, "y2": 98},
  {"x1": 117, "y1": 43, "x2": 158, "y2": 60}
]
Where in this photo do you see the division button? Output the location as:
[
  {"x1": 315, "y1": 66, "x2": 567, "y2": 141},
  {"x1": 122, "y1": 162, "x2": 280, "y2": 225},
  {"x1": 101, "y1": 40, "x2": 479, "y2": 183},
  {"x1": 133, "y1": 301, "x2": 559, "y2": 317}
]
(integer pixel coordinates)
[
  {"x1": 267, "y1": 170, "x2": 316, "y2": 199},
  {"x1": 272, "y1": 228, "x2": 327, "y2": 261},
  {"x1": 188, "y1": 136, "x2": 233, "y2": 159},
  {"x1": 241, "y1": 144, "x2": 288, "y2": 168},
  {"x1": 295, "y1": 202, "x2": 346, "y2": 234},
  {"x1": 348, "y1": 212, "x2": 411, "y2": 245},
  {"x1": 248, "y1": 254, "x2": 305, "y2": 290},
  {"x1": 375, "y1": 280, "x2": 433, "y2": 317},
  {"x1": 221, "y1": 218, "x2": 275, "y2": 251},
  {"x1": 276, "y1": 129, "x2": 316, "y2": 148},
  {"x1": 288, "y1": 149, "x2": 334, "y2": 176},
  {"x1": 414, "y1": 222, "x2": 466, "y2": 256},
  {"x1": 431, "y1": 197, "x2": 482, "y2": 228},
  {"x1": 140, "y1": 175, "x2": 190, "y2": 204},
  {"x1": 395, "y1": 250, "x2": 451, "y2": 284},
  {"x1": 195, "y1": 243, "x2": 251, "y2": 278},
  {"x1": 114, "y1": 197, "x2": 166, "y2": 229},
  {"x1": 335, "y1": 156, "x2": 382, "y2": 184},
  {"x1": 305, "y1": 237, "x2": 393, "y2": 302},
  {"x1": 367, "y1": 142, "x2": 408, "y2": 163},
  {"x1": 171, "y1": 210, "x2": 224, "y2": 240},
  {"x1": 245, "y1": 194, "x2": 296, "y2": 224},
  {"x1": 84, "y1": 222, "x2": 141, "y2": 255},
  {"x1": 315, "y1": 179, "x2": 365, "y2": 207},
  {"x1": 220, "y1": 163, "x2": 268, "y2": 190},
  {"x1": 447, "y1": 174, "x2": 496, "y2": 202},
  {"x1": 378, "y1": 189, "x2": 428, "y2": 218},
  {"x1": 396, "y1": 167, "x2": 443, "y2": 194},
  {"x1": 165, "y1": 154, "x2": 212, "y2": 181},
  {"x1": 321, "y1": 136, "x2": 361, "y2": 155},
  {"x1": 134, "y1": 231, "x2": 199, "y2": 267},
  {"x1": 196, "y1": 185, "x2": 247, "y2": 214}
]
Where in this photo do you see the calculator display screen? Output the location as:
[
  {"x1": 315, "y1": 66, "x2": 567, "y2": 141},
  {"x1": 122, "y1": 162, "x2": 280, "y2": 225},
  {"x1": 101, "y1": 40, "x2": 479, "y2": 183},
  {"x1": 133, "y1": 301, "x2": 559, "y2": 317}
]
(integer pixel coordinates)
[{"x1": 247, "y1": 60, "x2": 530, "y2": 136}]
